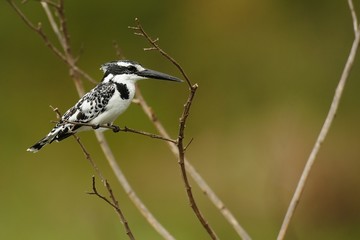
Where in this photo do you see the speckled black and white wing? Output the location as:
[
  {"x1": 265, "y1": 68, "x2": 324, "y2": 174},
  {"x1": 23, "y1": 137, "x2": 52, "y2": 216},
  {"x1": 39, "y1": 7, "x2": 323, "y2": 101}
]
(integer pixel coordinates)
[
  {"x1": 61, "y1": 82, "x2": 117, "y2": 126},
  {"x1": 27, "y1": 82, "x2": 118, "y2": 152}
]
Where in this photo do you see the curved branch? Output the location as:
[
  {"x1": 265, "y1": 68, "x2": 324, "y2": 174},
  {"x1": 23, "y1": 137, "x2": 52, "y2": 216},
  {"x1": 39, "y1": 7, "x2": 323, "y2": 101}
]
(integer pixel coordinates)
[{"x1": 277, "y1": 2, "x2": 360, "y2": 239}]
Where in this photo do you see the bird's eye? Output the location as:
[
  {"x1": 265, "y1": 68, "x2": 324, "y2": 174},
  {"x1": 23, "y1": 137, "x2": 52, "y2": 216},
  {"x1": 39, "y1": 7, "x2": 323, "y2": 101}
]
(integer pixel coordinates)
[{"x1": 127, "y1": 66, "x2": 137, "y2": 72}]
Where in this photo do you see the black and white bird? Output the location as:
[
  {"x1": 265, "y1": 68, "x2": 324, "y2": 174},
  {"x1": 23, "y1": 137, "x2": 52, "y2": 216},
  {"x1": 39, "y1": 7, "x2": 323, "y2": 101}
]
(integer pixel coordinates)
[{"x1": 27, "y1": 60, "x2": 182, "y2": 153}]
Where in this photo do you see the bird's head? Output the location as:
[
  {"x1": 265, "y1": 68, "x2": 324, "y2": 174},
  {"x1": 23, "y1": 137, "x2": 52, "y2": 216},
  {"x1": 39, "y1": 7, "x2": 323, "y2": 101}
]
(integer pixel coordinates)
[{"x1": 100, "y1": 60, "x2": 183, "y2": 84}]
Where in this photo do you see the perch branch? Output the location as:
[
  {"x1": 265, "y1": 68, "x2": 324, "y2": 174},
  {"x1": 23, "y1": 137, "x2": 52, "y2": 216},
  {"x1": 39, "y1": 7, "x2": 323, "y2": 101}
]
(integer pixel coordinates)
[
  {"x1": 55, "y1": 120, "x2": 177, "y2": 144},
  {"x1": 277, "y1": 1, "x2": 360, "y2": 239}
]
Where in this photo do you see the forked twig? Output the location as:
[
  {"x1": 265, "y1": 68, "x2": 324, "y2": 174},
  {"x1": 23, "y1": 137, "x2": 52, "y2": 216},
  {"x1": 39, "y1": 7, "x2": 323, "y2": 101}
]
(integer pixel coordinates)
[
  {"x1": 88, "y1": 176, "x2": 135, "y2": 240},
  {"x1": 277, "y1": 1, "x2": 360, "y2": 239}
]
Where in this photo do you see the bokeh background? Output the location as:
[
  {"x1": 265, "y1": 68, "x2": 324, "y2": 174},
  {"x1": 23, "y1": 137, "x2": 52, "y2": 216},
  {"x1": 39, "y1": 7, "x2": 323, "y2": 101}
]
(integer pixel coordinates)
[{"x1": 1, "y1": 0, "x2": 360, "y2": 239}]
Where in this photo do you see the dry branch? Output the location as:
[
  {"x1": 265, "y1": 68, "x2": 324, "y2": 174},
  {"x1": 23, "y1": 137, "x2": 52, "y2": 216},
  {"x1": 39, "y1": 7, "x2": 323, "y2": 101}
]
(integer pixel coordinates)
[
  {"x1": 88, "y1": 176, "x2": 135, "y2": 240},
  {"x1": 277, "y1": 1, "x2": 360, "y2": 239},
  {"x1": 55, "y1": 119, "x2": 178, "y2": 144}
]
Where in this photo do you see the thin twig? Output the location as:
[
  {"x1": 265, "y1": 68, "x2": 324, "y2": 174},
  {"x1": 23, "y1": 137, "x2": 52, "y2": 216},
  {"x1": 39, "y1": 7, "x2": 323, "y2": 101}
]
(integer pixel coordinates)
[
  {"x1": 57, "y1": 0, "x2": 72, "y2": 57},
  {"x1": 131, "y1": 19, "x2": 219, "y2": 240},
  {"x1": 56, "y1": 119, "x2": 178, "y2": 144},
  {"x1": 8, "y1": 0, "x2": 97, "y2": 85},
  {"x1": 7, "y1": 0, "x2": 67, "y2": 62},
  {"x1": 348, "y1": 0, "x2": 359, "y2": 34},
  {"x1": 277, "y1": 3, "x2": 360, "y2": 239},
  {"x1": 32, "y1": 0, "x2": 60, "y2": 8},
  {"x1": 183, "y1": 138, "x2": 194, "y2": 152},
  {"x1": 40, "y1": 2, "x2": 65, "y2": 51},
  {"x1": 88, "y1": 176, "x2": 136, "y2": 240},
  {"x1": 130, "y1": 18, "x2": 192, "y2": 88}
]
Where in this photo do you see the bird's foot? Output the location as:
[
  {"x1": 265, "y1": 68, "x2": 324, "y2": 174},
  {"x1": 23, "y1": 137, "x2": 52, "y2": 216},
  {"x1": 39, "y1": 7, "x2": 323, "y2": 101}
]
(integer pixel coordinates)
[
  {"x1": 92, "y1": 124, "x2": 100, "y2": 130},
  {"x1": 111, "y1": 125, "x2": 120, "y2": 133}
]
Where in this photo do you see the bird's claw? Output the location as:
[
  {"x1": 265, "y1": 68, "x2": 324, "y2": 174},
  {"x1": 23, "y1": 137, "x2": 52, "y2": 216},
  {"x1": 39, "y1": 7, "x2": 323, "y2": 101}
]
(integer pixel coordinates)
[{"x1": 112, "y1": 125, "x2": 120, "y2": 133}]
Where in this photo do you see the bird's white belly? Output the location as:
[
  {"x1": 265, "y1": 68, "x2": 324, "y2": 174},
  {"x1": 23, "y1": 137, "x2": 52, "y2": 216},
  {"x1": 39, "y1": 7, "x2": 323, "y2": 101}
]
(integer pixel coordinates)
[{"x1": 90, "y1": 91, "x2": 133, "y2": 125}]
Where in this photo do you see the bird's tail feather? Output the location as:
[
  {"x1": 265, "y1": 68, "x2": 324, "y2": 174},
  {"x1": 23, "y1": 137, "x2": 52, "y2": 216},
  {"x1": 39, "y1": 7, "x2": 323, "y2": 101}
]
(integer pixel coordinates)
[
  {"x1": 27, "y1": 133, "x2": 58, "y2": 153},
  {"x1": 27, "y1": 137, "x2": 51, "y2": 153},
  {"x1": 27, "y1": 125, "x2": 74, "y2": 153}
]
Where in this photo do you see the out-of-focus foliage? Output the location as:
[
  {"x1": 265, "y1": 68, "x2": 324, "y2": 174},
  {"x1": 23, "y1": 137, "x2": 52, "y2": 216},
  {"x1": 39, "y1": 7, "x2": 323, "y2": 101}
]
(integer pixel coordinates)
[{"x1": 1, "y1": 1, "x2": 359, "y2": 239}]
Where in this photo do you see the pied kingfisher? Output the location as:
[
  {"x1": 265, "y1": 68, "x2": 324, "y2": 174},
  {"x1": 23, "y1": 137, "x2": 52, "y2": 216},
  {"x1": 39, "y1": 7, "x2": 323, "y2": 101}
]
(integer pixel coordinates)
[{"x1": 27, "y1": 60, "x2": 182, "y2": 153}]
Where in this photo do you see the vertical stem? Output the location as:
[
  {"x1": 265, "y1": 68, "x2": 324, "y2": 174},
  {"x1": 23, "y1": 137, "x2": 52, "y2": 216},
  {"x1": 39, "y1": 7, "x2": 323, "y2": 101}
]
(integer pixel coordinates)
[{"x1": 277, "y1": 18, "x2": 360, "y2": 240}]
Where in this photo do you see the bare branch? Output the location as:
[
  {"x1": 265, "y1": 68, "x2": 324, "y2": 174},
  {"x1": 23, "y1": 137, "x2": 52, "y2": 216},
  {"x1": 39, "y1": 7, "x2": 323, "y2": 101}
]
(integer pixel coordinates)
[
  {"x1": 144, "y1": 47, "x2": 157, "y2": 51},
  {"x1": 88, "y1": 177, "x2": 135, "y2": 240},
  {"x1": 32, "y1": 0, "x2": 60, "y2": 8},
  {"x1": 348, "y1": 0, "x2": 359, "y2": 34},
  {"x1": 40, "y1": 2, "x2": 65, "y2": 50},
  {"x1": 57, "y1": 0, "x2": 73, "y2": 57},
  {"x1": 87, "y1": 176, "x2": 117, "y2": 208},
  {"x1": 54, "y1": 119, "x2": 178, "y2": 144},
  {"x1": 40, "y1": 1, "x2": 97, "y2": 89},
  {"x1": 277, "y1": 5, "x2": 360, "y2": 240},
  {"x1": 7, "y1": 0, "x2": 67, "y2": 62},
  {"x1": 130, "y1": 18, "x2": 193, "y2": 88},
  {"x1": 183, "y1": 138, "x2": 194, "y2": 152}
]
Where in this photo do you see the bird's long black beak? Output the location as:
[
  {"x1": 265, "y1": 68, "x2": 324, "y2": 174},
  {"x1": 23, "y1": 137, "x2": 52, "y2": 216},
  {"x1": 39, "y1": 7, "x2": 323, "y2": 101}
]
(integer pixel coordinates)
[{"x1": 138, "y1": 69, "x2": 183, "y2": 82}]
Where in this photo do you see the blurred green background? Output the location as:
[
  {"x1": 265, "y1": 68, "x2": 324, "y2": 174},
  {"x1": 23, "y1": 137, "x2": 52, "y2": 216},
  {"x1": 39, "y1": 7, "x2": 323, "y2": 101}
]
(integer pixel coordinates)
[{"x1": 1, "y1": 0, "x2": 360, "y2": 239}]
